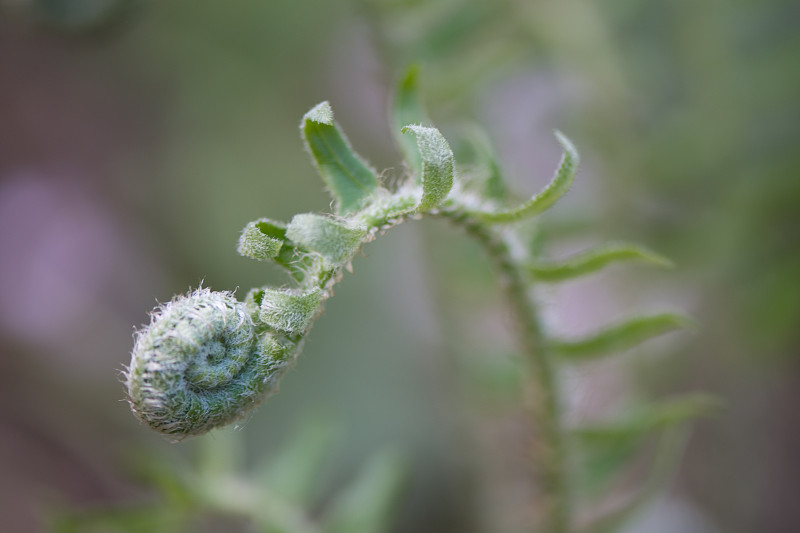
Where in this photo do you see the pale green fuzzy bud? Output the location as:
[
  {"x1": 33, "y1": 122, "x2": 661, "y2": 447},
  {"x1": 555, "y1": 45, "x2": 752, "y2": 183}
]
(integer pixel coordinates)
[
  {"x1": 286, "y1": 214, "x2": 366, "y2": 267},
  {"x1": 401, "y1": 124, "x2": 454, "y2": 211},
  {"x1": 126, "y1": 288, "x2": 294, "y2": 438},
  {"x1": 259, "y1": 287, "x2": 322, "y2": 335},
  {"x1": 237, "y1": 218, "x2": 286, "y2": 261},
  {"x1": 244, "y1": 286, "x2": 267, "y2": 320}
]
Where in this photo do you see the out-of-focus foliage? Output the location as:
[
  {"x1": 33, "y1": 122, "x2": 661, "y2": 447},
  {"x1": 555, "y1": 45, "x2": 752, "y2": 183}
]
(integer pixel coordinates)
[
  {"x1": 49, "y1": 423, "x2": 406, "y2": 533},
  {"x1": 11, "y1": 0, "x2": 139, "y2": 32}
]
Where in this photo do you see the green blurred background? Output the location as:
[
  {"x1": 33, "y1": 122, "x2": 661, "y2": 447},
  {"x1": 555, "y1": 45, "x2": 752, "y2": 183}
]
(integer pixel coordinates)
[{"x1": 1, "y1": 0, "x2": 798, "y2": 531}]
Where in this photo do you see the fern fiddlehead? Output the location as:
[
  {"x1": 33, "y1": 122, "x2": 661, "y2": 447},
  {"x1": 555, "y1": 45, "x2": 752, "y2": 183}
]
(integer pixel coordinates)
[
  {"x1": 125, "y1": 69, "x2": 710, "y2": 532},
  {"x1": 126, "y1": 288, "x2": 295, "y2": 437}
]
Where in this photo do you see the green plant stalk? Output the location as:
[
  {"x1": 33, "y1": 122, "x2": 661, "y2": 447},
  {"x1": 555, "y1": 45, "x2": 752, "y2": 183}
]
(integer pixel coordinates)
[{"x1": 440, "y1": 210, "x2": 569, "y2": 533}]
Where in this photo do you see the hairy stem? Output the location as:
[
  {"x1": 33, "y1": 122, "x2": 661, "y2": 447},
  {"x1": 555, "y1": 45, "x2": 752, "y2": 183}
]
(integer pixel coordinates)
[{"x1": 439, "y1": 210, "x2": 569, "y2": 533}]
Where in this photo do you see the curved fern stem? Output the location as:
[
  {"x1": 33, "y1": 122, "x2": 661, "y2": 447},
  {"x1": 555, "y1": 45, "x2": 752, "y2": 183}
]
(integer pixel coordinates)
[{"x1": 439, "y1": 209, "x2": 570, "y2": 533}]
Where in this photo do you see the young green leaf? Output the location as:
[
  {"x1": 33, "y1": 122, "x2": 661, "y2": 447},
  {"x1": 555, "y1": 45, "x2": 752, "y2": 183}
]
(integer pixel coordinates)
[
  {"x1": 258, "y1": 420, "x2": 339, "y2": 504},
  {"x1": 572, "y1": 431, "x2": 643, "y2": 497},
  {"x1": 392, "y1": 65, "x2": 429, "y2": 176},
  {"x1": 577, "y1": 428, "x2": 691, "y2": 533},
  {"x1": 476, "y1": 131, "x2": 579, "y2": 223},
  {"x1": 322, "y1": 449, "x2": 407, "y2": 533},
  {"x1": 301, "y1": 101, "x2": 378, "y2": 215},
  {"x1": 259, "y1": 287, "x2": 322, "y2": 335},
  {"x1": 551, "y1": 313, "x2": 694, "y2": 361},
  {"x1": 528, "y1": 243, "x2": 673, "y2": 282},
  {"x1": 466, "y1": 126, "x2": 508, "y2": 201},
  {"x1": 570, "y1": 395, "x2": 718, "y2": 518},
  {"x1": 237, "y1": 218, "x2": 286, "y2": 261},
  {"x1": 401, "y1": 124, "x2": 454, "y2": 211},
  {"x1": 286, "y1": 213, "x2": 367, "y2": 267},
  {"x1": 237, "y1": 218, "x2": 310, "y2": 281},
  {"x1": 570, "y1": 394, "x2": 721, "y2": 447},
  {"x1": 196, "y1": 427, "x2": 245, "y2": 483}
]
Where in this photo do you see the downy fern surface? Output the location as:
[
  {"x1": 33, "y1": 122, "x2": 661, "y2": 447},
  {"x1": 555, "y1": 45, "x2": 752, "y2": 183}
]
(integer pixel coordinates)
[{"x1": 125, "y1": 68, "x2": 716, "y2": 533}]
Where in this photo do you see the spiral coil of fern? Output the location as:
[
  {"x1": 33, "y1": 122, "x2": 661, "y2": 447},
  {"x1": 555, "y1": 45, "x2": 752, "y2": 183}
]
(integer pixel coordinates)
[{"x1": 126, "y1": 288, "x2": 294, "y2": 437}]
